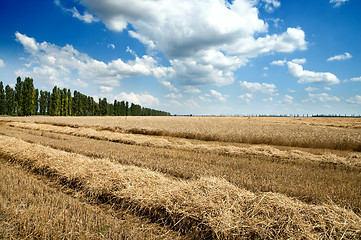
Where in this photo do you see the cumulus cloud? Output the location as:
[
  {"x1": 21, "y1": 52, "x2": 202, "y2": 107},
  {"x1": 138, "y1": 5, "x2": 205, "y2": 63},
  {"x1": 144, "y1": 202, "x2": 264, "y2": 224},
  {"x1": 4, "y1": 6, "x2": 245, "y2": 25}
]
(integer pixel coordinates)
[
  {"x1": 279, "y1": 95, "x2": 294, "y2": 104},
  {"x1": 287, "y1": 62, "x2": 340, "y2": 85},
  {"x1": 160, "y1": 80, "x2": 178, "y2": 92},
  {"x1": 239, "y1": 93, "x2": 253, "y2": 103},
  {"x1": 259, "y1": 0, "x2": 281, "y2": 12},
  {"x1": 350, "y1": 76, "x2": 361, "y2": 82},
  {"x1": 15, "y1": 32, "x2": 172, "y2": 87},
  {"x1": 107, "y1": 43, "x2": 115, "y2": 49},
  {"x1": 291, "y1": 58, "x2": 306, "y2": 64},
  {"x1": 263, "y1": 97, "x2": 273, "y2": 102},
  {"x1": 0, "y1": 59, "x2": 5, "y2": 68},
  {"x1": 305, "y1": 87, "x2": 318, "y2": 92},
  {"x1": 346, "y1": 95, "x2": 361, "y2": 104},
  {"x1": 77, "y1": 0, "x2": 307, "y2": 86},
  {"x1": 184, "y1": 86, "x2": 201, "y2": 94},
  {"x1": 73, "y1": 78, "x2": 88, "y2": 88},
  {"x1": 170, "y1": 51, "x2": 244, "y2": 86},
  {"x1": 330, "y1": 0, "x2": 349, "y2": 7},
  {"x1": 99, "y1": 86, "x2": 113, "y2": 94},
  {"x1": 15, "y1": 32, "x2": 39, "y2": 53},
  {"x1": 55, "y1": 0, "x2": 99, "y2": 23},
  {"x1": 116, "y1": 92, "x2": 159, "y2": 107},
  {"x1": 165, "y1": 93, "x2": 183, "y2": 99},
  {"x1": 199, "y1": 90, "x2": 227, "y2": 103},
  {"x1": 240, "y1": 81, "x2": 278, "y2": 95},
  {"x1": 327, "y1": 52, "x2": 352, "y2": 61},
  {"x1": 304, "y1": 93, "x2": 340, "y2": 103},
  {"x1": 270, "y1": 59, "x2": 286, "y2": 66}
]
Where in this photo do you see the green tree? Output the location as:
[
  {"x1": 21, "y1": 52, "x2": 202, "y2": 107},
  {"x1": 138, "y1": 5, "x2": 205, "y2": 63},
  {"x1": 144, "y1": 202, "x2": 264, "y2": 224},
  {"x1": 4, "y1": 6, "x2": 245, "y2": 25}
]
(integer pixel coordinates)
[
  {"x1": 51, "y1": 86, "x2": 61, "y2": 116},
  {"x1": 15, "y1": 76, "x2": 23, "y2": 115},
  {"x1": 0, "y1": 81, "x2": 5, "y2": 115},
  {"x1": 22, "y1": 77, "x2": 35, "y2": 116},
  {"x1": 67, "y1": 89, "x2": 72, "y2": 116},
  {"x1": 46, "y1": 91, "x2": 51, "y2": 115},
  {"x1": 99, "y1": 98, "x2": 108, "y2": 116},
  {"x1": 39, "y1": 90, "x2": 46, "y2": 115},
  {"x1": 34, "y1": 89, "x2": 39, "y2": 115},
  {"x1": 5, "y1": 85, "x2": 16, "y2": 115}
]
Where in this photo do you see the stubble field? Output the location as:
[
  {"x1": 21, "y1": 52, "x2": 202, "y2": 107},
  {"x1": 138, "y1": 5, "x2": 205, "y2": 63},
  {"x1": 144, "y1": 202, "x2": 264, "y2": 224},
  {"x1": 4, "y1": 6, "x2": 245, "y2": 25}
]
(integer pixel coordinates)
[{"x1": 0, "y1": 116, "x2": 360, "y2": 239}]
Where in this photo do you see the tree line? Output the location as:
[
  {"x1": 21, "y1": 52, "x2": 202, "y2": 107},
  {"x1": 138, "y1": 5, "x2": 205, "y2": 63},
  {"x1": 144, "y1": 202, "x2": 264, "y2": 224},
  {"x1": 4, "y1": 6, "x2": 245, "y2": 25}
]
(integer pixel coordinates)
[{"x1": 0, "y1": 77, "x2": 170, "y2": 116}]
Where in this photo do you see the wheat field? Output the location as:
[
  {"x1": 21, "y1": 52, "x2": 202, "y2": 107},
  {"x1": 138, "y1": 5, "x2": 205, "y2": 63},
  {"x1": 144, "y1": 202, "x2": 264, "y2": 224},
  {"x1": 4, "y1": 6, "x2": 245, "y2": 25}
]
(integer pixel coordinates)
[{"x1": 0, "y1": 116, "x2": 360, "y2": 239}]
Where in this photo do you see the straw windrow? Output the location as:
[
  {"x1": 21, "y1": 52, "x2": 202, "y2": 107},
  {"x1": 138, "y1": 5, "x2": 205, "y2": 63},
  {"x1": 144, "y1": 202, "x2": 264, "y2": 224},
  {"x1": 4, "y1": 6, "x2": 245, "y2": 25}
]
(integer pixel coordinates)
[{"x1": 0, "y1": 135, "x2": 360, "y2": 239}]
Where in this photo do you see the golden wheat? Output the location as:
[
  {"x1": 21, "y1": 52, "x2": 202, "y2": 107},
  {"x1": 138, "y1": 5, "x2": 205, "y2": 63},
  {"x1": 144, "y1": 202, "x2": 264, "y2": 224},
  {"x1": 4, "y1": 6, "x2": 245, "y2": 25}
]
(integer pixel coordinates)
[
  {"x1": 1, "y1": 116, "x2": 361, "y2": 150},
  {"x1": 7, "y1": 121, "x2": 361, "y2": 168},
  {"x1": 2, "y1": 121, "x2": 361, "y2": 213},
  {"x1": 0, "y1": 135, "x2": 360, "y2": 239},
  {"x1": 0, "y1": 159, "x2": 184, "y2": 240}
]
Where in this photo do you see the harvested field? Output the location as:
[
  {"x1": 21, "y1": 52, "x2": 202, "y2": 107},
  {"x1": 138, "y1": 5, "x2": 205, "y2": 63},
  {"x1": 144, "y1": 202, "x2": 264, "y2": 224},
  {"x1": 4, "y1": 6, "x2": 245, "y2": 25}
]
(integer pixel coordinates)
[
  {"x1": 0, "y1": 116, "x2": 360, "y2": 239},
  {"x1": 3, "y1": 116, "x2": 361, "y2": 151}
]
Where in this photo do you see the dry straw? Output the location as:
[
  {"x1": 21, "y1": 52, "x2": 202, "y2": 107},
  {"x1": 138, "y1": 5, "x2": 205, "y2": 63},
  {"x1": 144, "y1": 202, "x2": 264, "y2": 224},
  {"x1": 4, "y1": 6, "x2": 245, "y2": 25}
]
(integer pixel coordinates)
[
  {"x1": 0, "y1": 135, "x2": 360, "y2": 239},
  {"x1": 8, "y1": 121, "x2": 361, "y2": 168}
]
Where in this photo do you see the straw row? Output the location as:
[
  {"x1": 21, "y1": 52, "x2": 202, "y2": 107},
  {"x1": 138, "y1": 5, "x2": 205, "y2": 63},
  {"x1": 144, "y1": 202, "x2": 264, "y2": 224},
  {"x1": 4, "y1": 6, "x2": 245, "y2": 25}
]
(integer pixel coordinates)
[
  {"x1": 0, "y1": 135, "x2": 360, "y2": 239},
  {"x1": 8, "y1": 121, "x2": 361, "y2": 169}
]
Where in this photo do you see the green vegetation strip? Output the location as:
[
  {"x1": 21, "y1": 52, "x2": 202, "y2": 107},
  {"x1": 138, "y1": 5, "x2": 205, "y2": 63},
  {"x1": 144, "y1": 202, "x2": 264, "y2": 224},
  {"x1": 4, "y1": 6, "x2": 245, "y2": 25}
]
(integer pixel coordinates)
[{"x1": 0, "y1": 135, "x2": 360, "y2": 239}]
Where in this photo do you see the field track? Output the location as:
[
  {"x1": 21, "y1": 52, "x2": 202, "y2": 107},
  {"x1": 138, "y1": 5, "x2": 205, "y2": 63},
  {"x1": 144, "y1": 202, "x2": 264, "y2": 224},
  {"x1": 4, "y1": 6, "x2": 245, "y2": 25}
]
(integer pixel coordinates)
[{"x1": 0, "y1": 116, "x2": 360, "y2": 239}]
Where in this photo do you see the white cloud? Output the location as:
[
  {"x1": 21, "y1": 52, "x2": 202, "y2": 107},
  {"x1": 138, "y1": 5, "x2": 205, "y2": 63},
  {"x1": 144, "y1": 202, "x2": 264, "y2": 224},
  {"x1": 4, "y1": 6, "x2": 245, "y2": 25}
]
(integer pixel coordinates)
[
  {"x1": 184, "y1": 86, "x2": 201, "y2": 94},
  {"x1": 287, "y1": 62, "x2": 340, "y2": 85},
  {"x1": 268, "y1": 18, "x2": 283, "y2": 28},
  {"x1": 55, "y1": 0, "x2": 99, "y2": 24},
  {"x1": 270, "y1": 59, "x2": 286, "y2": 66},
  {"x1": 259, "y1": 0, "x2": 281, "y2": 12},
  {"x1": 324, "y1": 87, "x2": 331, "y2": 91},
  {"x1": 160, "y1": 80, "x2": 178, "y2": 92},
  {"x1": 199, "y1": 90, "x2": 227, "y2": 103},
  {"x1": 346, "y1": 95, "x2": 361, "y2": 104},
  {"x1": 305, "y1": 87, "x2": 318, "y2": 92},
  {"x1": 107, "y1": 43, "x2": 115, "y2": 49},
  {"x1": 330, "y1": 0, "x2": 349, "y2": 7},
  {"x1": 279, "y1": 95, "x2": 293, "y2": 104},
  {"x1": 263, "y1": 97, "x2": 273, "y2": 102},
  {"x1": 73, "y1": 78, "x2": 88, "y2": 88},
  {"x1": 291, "y1": 58, "x2": 306, "y2": 64},
  {"x1": 165, "y1": 93, "x2": 183, "y2": 99},
  {"x1": 15, "y1": 66, "x2": 66, "y2": 88},
  {"x1": 170, "y1": 51, "x2": 244, "y2": 86},
  {"x1": 78, "y1": 0, "x2": 307, "y2": 86},
  {"x1": 240, "y1": 81, "x2": 278, "y2": 95},
  {"x1": 305, "y1": 93, "x2": 340, "y2": 103},
  {"x1": 287, "y1": 89, "x2": 296, "y2": 93},
  {"x1": 350, "y1": 76, "x2": 361, "y2": 82},
  {"x1": 15, "y1": 32, "x2": 172, "y2": 87},
  {"x1": 15, "y1": 32, "x2": 39, "y2": 53},
  {"x1": 0, "y1": 59, "x2": 5, "y2": 68},
  {"x1": 128, "y1": 30, "x2": 157, "y2": 53},
  {"x1": 116, "y1": 92, "x2": 159, "y2": 107},
  {"x1": 99, "y1": 86, "x2": 113, "y2": 94},
  {"x1": 239, "y1": 93, "x2": 253, "y2": 103},
  {"x1": 327, "y1": 52, "x2": 352, "y2": 61}
]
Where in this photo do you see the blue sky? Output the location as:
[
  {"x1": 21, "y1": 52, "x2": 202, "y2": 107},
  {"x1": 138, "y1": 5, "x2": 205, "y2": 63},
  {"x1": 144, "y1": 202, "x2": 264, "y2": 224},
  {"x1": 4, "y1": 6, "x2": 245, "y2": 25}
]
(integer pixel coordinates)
[{"x1": 0, "y1": 0, "x2": 360, "y2": 115}]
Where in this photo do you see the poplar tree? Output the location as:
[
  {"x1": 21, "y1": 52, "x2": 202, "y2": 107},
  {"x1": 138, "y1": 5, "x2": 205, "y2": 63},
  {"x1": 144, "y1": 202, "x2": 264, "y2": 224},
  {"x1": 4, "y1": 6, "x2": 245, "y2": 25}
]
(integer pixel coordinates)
[
  {"x1": 15, "y1": 76, "x2": 23, "y2": 115},
  {"x1": 67, "y1": 89, "x2": 72, "y2": 116},
  {"x1": 5, "y1": 85, "x2": 16, "y2": 115},
  {"x1": 22, "y1": 77, "x2": 35, "y2": 116},
  {"x1": 0, "y1": 81, "x2": 5, "y2": 115},
  {"x1": 34, "y1": 89, "x2": 39, "y2": 115},
  {"x1": 51, "y1": 86, "x2": 60, "y2": 116}
]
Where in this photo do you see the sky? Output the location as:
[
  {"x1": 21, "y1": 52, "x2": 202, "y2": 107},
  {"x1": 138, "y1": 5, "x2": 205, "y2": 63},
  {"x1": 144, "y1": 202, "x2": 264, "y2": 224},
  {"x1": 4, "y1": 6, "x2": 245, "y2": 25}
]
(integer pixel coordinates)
[{"x1": 0, "y1": 0, "x2": 360, "y2": 115}]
